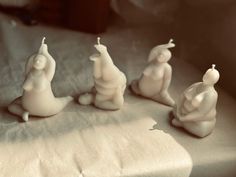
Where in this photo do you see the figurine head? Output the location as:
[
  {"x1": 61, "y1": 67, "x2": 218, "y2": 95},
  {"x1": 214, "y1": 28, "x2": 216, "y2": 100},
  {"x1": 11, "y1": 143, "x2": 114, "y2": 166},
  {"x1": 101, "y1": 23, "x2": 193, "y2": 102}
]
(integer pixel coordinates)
[
  {"x1": 91, "y1": 37, "x2": 114, "y2": 65},
  {"x1": 203, "y1": 64, "x2": 220, "y2": 86},
  {"x1": 157, "y1": 49, "x2": 172, "y2": 63},
  {"x1": 94, "y1": 37, "x2": 107, "y2": 54},
  {"x1": 33, "y1": 54, "x2": 47, "y2": 70},
  {"x1": 148, "y1": 39, "x2": 175, "y2": 63}
]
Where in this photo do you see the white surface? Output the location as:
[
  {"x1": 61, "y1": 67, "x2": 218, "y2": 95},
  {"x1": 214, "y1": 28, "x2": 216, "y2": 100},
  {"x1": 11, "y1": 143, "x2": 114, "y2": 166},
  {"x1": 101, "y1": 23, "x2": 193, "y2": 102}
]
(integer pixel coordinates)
[{"x1": 0, "y1": 116, "x2": 192, "y2": 177}]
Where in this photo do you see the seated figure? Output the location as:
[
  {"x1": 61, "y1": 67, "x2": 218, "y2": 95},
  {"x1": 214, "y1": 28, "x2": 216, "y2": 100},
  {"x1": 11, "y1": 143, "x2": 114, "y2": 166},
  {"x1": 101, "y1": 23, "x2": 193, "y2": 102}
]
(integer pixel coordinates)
[
  {"x1": 78, "y1": 37, "x2": 127, "y2": 110},
  {"x1": 8, "y1": 37, "x2": 73, "y2": 121},
  {"x1": 171, "y1": 65, "x2": 220, "y2": 138},
  {"x1": 130, "y1": 39, "x2": 175, "y2": 107}
]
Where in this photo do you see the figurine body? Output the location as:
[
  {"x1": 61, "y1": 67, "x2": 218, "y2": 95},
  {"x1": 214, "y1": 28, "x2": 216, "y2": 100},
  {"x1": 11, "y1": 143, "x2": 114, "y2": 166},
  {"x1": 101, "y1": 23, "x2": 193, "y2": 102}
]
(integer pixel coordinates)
[
  {"x1": 8, "y1": 38, "x2": 73, "y2": 121},
  {"x1": 78, "y1": 37, "x2": 126, "y2": 110},
  {"x1": 131, "y1": 39, "x2": 175, "y2": 107},
  {"x1": 171, "y1": 65, "x2": 220, "y2": 138}
]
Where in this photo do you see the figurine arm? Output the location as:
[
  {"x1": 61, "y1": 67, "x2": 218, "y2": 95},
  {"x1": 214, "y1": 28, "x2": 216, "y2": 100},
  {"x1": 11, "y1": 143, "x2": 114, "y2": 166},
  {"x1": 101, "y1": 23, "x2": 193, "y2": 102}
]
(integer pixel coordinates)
[
  {"x1": 25, "y1": 54, "x2": 36, "y2": 75},
  {"x1": 93, "y1": 59, "x2": 102, "y2": 79},
  {"x1": 37, "y1": 40, "x2": 56, "y2": 81},
  {"x1": 147, "y1": 48, "x2": 159, "y2": 63},
  {"x1": 180, "y1": 92, "x2": 216, "y2": 122},
  {"x1": 176, "y1": 94, "x2": 186, "y2": 116},
  {"x1": 101, "y1": 51, "x2": 118, "y2": 81},
  {"x1": 43, "y1": 49, "x2": 56, "y2": 82},
  {"x1": 102, "y1": 66, "x2": 119, "y2": 81},
  {"x1": 160, "y1": 65, "x2": 172, "y2": 93},
  {"x1": 183, "y1": 82, "x2": 201, "y2": 99},
  {"x1": 94, "y1": 43, "x2": 119, "y2": 81}
]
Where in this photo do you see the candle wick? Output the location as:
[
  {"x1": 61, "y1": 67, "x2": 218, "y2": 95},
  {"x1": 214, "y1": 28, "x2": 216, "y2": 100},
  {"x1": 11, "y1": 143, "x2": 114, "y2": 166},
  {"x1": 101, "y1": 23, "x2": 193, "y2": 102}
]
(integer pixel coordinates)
[
  {"x1": 97, "y1": 37, "x2": 101, "y2": 45},
  {"x1": 212, "y1": 64, "x2": 216, "y2": 70}
]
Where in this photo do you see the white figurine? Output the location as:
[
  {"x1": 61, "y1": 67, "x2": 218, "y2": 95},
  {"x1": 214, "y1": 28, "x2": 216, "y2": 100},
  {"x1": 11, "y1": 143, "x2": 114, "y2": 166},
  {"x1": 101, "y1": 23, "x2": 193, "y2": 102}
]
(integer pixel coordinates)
[
  {"x1": 171, "y1": 64, "x2": 220, "y2": 138},
  {"x1": 131, "y1": 39, "x2": 175, "y2": 107},
  {"x1": 8, "y1": 37, "x2": 73, "y2": 122},
  {"x1": 78, "y1": 37, "x2": 127, "y2": 110}
]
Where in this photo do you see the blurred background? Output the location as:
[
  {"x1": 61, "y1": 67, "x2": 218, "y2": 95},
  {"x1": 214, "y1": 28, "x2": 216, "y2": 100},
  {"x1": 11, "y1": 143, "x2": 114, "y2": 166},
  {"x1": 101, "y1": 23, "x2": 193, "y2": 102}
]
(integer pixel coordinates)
[{"x1": 0, "y1": 0, "x2": 236, "y2": 98}]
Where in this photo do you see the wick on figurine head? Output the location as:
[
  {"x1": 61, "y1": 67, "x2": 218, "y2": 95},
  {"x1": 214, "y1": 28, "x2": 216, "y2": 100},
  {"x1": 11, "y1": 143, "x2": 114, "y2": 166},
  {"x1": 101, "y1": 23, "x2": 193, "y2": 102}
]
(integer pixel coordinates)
[
  {"x1": 212, "y1": 64, "x2": 216, "y2": 70},
  {"x1": 42, "y1": 37, "x2": 46, "y2": 44},
  {"x1": 97, "y1": 37, "x2": 101, "y2": 45}
]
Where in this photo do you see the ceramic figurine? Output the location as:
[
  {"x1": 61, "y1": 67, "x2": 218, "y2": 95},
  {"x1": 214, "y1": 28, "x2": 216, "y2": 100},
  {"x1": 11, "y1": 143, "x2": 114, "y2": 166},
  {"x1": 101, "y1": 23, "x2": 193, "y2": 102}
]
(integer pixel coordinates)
[
  {"x1": 171, "y1": 64, "x2": 220, "y2": 138},
  {"x1": 78, "y1": 37, "x2": 127, "y2": 110},
  {"x1": 130, "y1": 39, "x2": 175, "y2": 107},
  {"x1": 8, "y1": 37, "x2": 73, "y2": 121}
]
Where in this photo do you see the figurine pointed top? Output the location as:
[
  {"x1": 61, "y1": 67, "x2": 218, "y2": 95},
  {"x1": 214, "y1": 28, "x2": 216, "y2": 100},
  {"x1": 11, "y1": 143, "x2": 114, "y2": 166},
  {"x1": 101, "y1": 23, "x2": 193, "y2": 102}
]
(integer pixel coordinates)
[
  {"x1": 154, "y1": 38, "x2": 175, "y2": 52},
  {"x1": 163, "y1": 38, "x2": 175, "y2": 49},
  {"x1": 42, "y1": 37, "x2": 46, "y2": 44},
  {"x1": 148, "y1": 39, "x2": 175, "y2": 62},
  {"x1": 97, "y1": 37, "x2": 101, "y2": 45},
  {"x1": 212, "y1": 64, "x2": 216, "y2": 70},
  {"x1": 39, "y1": 37, "x2": 47, "y2": 54}
]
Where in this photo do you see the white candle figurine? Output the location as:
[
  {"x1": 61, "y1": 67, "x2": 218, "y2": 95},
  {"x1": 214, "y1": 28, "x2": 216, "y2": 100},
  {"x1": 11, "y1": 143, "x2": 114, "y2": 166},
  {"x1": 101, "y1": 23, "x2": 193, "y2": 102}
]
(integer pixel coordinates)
[
  {"x1": 130, "y1": 39, "x2": 175, "y2": 107},
  {"x1": 78, "y1": 37, "x2": 127, "y2": 110},
  {"x1": 171, "y1": 64, "x2": 220, "y2": 138},
  {"x1": 8, "y1": 37, "x2": 73, "y2": 121}
]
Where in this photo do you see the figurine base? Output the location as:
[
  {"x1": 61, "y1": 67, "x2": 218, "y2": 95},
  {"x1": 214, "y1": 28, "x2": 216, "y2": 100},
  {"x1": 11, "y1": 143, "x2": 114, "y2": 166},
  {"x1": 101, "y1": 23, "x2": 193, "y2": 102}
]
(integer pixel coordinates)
[
  {"x1": 170, "y1": 111, "x2": 216, "y2": 138},
  {"x1": 78, "y1": 92, "x2": 123, "y2": 111},
  {"x1": 8, "y1": 96, "x2": 73, "y2": 122}
]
